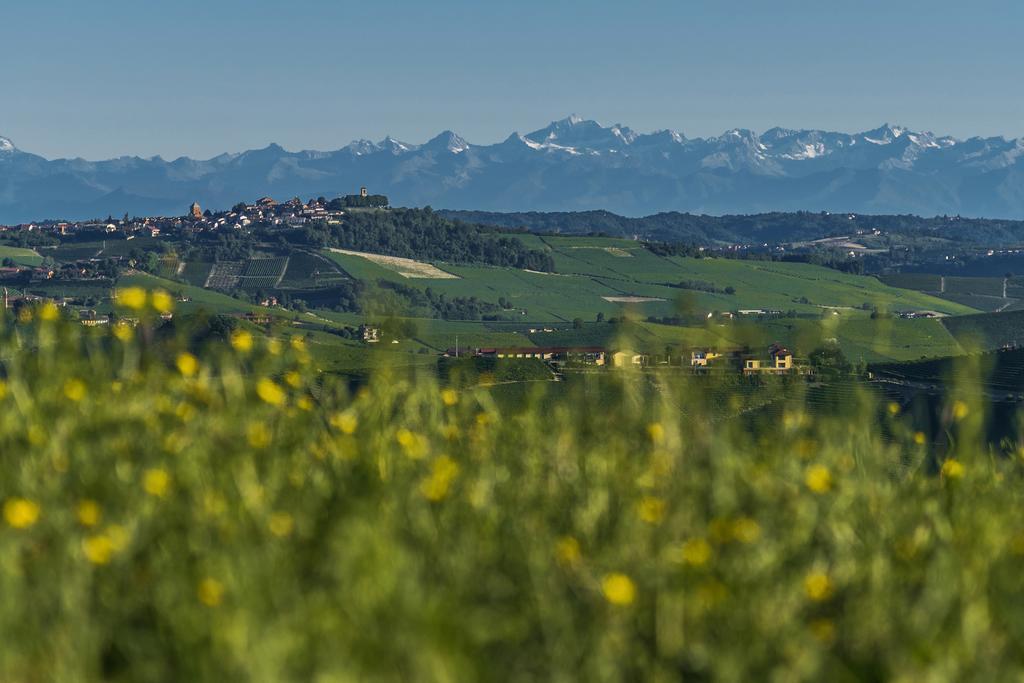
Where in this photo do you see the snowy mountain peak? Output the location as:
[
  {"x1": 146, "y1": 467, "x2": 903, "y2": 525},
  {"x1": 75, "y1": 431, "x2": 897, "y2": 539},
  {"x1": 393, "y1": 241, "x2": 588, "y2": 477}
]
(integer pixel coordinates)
[
  {"x1": 379, "y1": 135, "x2": 414, "y2": 154},
  {"x1": 0, "y1": 136, "x2": 15, "y2": 153},
  {"x1": 425, "y1": 130, "x2": 470, "y2": 154},
  {"x1": 861, "y1": 124, "x2": 909, "y2": 144}
]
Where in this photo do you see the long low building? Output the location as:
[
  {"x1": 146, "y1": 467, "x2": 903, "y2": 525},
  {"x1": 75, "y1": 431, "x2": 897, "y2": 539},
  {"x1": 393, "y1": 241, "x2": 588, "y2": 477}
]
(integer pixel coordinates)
[{"x1": 465, "y1": 346, "x2": 607, "y2": 365}]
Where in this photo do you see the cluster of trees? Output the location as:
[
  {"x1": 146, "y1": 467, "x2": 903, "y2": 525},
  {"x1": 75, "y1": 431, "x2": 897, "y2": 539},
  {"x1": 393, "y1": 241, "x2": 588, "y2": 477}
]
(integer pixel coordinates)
[
  {"x1": 671, "y1": 279, "x2": 735, "y2": 295},
  {"x1": 295, "y1": 208, "x2": 554, "y2": 271},
  {"x1": 180, "y1": 232, "x2": 255, "y2": 263},
  {"x1": 0, "y1": 232, "x2": 58, "y2": 248},
  {"x1": 376, "y1": 280, "x2": 507, "y2": 321},
  {"x1": 327, "y1": 194, "x2": 390, "y2": 210}
]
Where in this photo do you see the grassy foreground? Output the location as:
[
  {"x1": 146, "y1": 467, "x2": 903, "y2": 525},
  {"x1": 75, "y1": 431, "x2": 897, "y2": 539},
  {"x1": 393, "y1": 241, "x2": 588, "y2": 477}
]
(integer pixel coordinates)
[{"x1": 1, "y1": 299, "x2": 1023, "y2": 681}]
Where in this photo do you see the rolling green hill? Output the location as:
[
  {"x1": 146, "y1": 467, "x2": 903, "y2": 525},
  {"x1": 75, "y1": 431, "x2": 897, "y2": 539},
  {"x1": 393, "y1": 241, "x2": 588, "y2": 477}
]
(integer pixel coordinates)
[{"x1": 325, "y1": 236, "x2": 973, "y2": 323}]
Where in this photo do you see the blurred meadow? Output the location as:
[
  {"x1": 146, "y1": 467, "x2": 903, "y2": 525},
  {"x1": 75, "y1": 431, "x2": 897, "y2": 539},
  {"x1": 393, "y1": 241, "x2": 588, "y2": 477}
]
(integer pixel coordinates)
[{"x1": 1, "y1": 290, "x2": 1023, "y2": 682}]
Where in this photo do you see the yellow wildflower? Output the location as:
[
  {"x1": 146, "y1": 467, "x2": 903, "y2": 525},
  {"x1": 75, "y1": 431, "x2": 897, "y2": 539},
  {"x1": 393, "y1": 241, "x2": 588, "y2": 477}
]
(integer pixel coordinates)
[
  {"x1": 82, "y1": 533, "x2": 117, "y2": 565},
  {"x1": 419, "y1": 455, "x2": 460, "y2": 502},
  {"x1": 63, "y1": 378, "x2": 87, "y2": 402},
  {"x1": 397, "y1": 428, "x2": 427, "y2": 459},
  {"x1": 914, "y1": 431, "x2": 927, "y2": 445},
  {"x1": 284, "y1": 370, "x2": 302, "y2": 388},
  {"x1": 143, "y1": 468, "x2": 170, "y2": 497},
  {"x1": 197, "y1": 577, "x2": 224, "y2": 607},
  {"x1": 680, "y1": 538, "x2": 712, "y2": 567},
  {"x1": 804, "y1": 571, "x2": 834, "y2": 602},
  {"x1": 268, "y1": 512, "x2": 294, "y2": 538},
  {"x1": 952, "y1": 400, "x2": 969, "y2": 421},
  {"x1": 331, "y1": 410, "x2": 358, "y2": 434},
  {"x1": 647, "y1": 422, "x2": 665, "y2": 443},
  {"x1": 76, "y1": 500, "x2": 102, "y2": 527},
  {"x1": 941, "y1": 458, "x2": 964, "y2": 480},
  {"x1": 637, "y1": 496, "x2": 666, "y2": 524},
  {"x1": 3, "y1": 498, "x2": 40, "y2": 529},
  {"x1": 151, "y1": 289, "x2": 173, "y2": 314},
  {"x1": 230, "y1": 330, "x2": 253, "y2": 352},
  {"x1": 176, "y1": 352, "x2": 199, "y2": 377},
  {"x1": 113, "y1": 322, "x2": 134, "y2": 342},
  {"x1": 290, "y1": 336, "x2": 306, "y2": 352},
  {"x1": 440, "y1": 388, "x2": 459, "y2": 406},
  {"x1": 38, "y1": 301, "x2": 60, "y2": 321},
  {"x1": 555, "y1": 536, "x2": 582, "y2": 567},
  {"x1": 256, "y1": 378, "x2": 286, "y2": 406},
  {"x1": 601, "y1": 573, "x2": 636, "y2": 606},
  {"x1": 805, "y1": 464, "x2": 833, "y2": 494},
  {"x1": 296, "y1": 396, "x2": 313, "y2": 411},
  {"x1": 17, "y1": 307, "x2": 32, "y2": 323},
  {"x1": 887, "y1": 402, "x2": 901, "y2": 416},
  {"x1": 117, "y1": 287, "x2": 147, "y2": 310}
]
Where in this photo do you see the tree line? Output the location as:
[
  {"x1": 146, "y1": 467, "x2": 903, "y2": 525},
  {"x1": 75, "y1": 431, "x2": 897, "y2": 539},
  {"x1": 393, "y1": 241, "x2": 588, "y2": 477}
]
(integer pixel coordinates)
[{"x1": 293, "y1": 208, "x2": 554, "y2": 271}]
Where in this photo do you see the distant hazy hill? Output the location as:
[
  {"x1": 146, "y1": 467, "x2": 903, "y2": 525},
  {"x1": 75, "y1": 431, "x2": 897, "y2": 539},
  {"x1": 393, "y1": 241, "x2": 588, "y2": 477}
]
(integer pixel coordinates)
[
  {"x1": 439, "y1": 210, "x2": 1024, "y2": 246},
  {"x1": 3, "y1": 116, "x2": 1024, "y2": 223}
]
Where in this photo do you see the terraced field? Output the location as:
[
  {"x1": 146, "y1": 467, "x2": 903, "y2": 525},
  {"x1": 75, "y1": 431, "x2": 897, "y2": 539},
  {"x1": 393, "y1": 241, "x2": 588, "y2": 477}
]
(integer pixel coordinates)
[
  {"x1": 880, "y1": 273, "x2": 1024, "y2": 313},
  {"x1": 205, "y1": 261, "x2": 243, "y2": 289},
  {"x1": 238, "y1": 257, "x2": 289, "y2": 289},
  {"x1": 279, "y1": 251, "x2": 348, "y2": 288},
  {"x1": 943, "y1": 309, "x2": 1024, "y2": 349}
]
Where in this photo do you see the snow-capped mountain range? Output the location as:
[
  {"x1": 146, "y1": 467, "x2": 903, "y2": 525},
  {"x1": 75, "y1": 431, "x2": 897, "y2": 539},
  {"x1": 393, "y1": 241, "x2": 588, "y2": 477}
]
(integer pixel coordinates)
[{"x1": 2, "y1": 116, "x2": 1024, "y2": 223}]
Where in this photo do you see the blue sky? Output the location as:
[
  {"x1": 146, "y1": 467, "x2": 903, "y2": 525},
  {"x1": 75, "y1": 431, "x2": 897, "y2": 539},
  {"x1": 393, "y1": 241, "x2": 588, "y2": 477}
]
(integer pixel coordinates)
[{"x1": 2, "y1": 0, "x2": 1022, "y2": 159}]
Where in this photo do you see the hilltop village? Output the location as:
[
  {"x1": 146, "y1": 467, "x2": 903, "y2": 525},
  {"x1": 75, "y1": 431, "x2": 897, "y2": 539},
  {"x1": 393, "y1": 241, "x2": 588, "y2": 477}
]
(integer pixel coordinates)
[{"x1": 0, "y1": 188, "x2": 390, "y2": 240}]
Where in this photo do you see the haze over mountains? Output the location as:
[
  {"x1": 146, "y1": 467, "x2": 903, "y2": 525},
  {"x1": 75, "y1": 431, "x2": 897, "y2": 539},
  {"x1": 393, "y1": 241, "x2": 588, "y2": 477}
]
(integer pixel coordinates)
[{"x1": 2, "y1": 116, "x2": 1024, "y2": 223}]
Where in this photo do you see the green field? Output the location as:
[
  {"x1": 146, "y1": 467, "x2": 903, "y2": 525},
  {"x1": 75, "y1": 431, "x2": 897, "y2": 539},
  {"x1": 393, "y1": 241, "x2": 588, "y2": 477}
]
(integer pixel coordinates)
[
  {"x1": 943, "y1": 309, "x2": 1024, "y2": 349},
  {"x1": 279, "y1": 251, "x2": 348, "y2": 288},
  {"x1": 119, "y1": 273, "x2": 260, "y2": 315},
  {"x1": 325, "y1": 239, "x2": 972, "y2": 323},
  {"x1": 880, "y1": 273, "x2": 1024, "y2": 314},
  {"x1": 0, "y1": 245, "x2": 43, "y2": 267}
]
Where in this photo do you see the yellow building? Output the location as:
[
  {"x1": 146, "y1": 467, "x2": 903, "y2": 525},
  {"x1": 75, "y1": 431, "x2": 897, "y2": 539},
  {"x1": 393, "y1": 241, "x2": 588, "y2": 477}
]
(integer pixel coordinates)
[
  {"x1": 742, "y1": 344, "x2": 794, "y2": 375},
  {"x1": 690, "y1": 350, "x2": 723, "y2": 367}
]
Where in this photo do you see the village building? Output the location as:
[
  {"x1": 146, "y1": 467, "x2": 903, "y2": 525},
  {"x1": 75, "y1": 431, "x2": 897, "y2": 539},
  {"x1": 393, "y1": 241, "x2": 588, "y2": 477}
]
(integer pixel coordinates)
[
  {"x1": 360, "y1": 324, "x2": 381, "y2": 343},
  {"x1": 743, "y1": 343, "x2": 794, "y2": 375},
  {"x1": 690, "y1": 349, "x2": 723, "y2": 367},
  {"x1": 473, "y1": 346, "x2": 606, "y2": 366}
]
